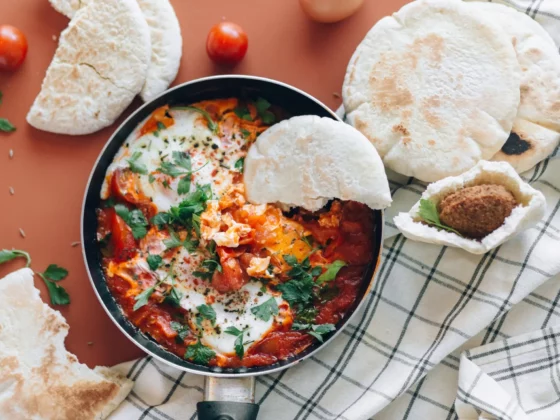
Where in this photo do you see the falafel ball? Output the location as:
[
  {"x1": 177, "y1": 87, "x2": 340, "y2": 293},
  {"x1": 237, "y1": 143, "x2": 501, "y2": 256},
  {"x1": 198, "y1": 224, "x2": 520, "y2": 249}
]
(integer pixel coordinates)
[{"x1": 438, "y1": 184, "x2": 517, "y2": 239}]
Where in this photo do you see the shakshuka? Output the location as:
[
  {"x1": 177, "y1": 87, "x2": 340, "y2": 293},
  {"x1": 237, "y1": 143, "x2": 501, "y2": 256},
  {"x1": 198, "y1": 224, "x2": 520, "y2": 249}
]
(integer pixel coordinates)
[{"x1": 96, "y1": 98, "x2": 377, "y2": 368}]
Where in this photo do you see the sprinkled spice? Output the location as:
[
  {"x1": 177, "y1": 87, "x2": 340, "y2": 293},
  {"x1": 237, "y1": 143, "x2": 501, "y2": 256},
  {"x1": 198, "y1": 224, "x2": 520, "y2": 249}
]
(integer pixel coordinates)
[{"x1": 9, "y1": 186, "x2": 14, "y2": 195}]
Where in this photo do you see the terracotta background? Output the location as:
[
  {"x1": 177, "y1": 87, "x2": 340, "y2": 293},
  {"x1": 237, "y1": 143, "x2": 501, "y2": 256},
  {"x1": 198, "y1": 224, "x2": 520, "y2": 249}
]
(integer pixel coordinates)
[{"x1": 0, "y1": 0, "x2": 409, "y2": 368}]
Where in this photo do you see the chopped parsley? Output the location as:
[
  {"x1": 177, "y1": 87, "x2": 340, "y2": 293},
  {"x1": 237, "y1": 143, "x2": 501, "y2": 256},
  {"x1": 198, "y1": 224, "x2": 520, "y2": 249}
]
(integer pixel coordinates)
[
  {"x1": 193, "y1": 241, "x2": 221, "y2": 280},
  {"x1": 170, "y1": 321, "x2": 190, "y2": 343},
  {"x1": 241, "y1": 128, "x2": 251, "y2": 138},
  {"x1": 127, "y1": 151, "x2": 148, "y2": 174},
  {"x1": 114, "y1": 204, "x2": 148, "y2": 239},
  {"x1": 234, "y1": 157, "x2": 244, "y2": 173},
  {"x1": 146, "y1": 254, "x2": 163, "y2": 271},
  {"x1": 0, "y1": 118, "x2": 15, "y2": 132},
  {"x1": 250, "y1": 297, "x2": 279, "y2": 322},
  {"x1": 292, "y1": 323, "x2": 336, "y2": 343},
  {"x1": 185, "y1": 339, "x2": 216, "y2": 364},
  {"x1": 133, "y1": 284, "x2": 157, "y2": 311},
  {"x1": 234, "y1": 106, "x2": 252, "y2": 121},
  {"x1": 316, "y1": 260, "x2": 347, "y2": 284},
  {"x1": 224, "y1": 326, "x2": 251, "y2": 359},
  {"x1": 172, "y1": 106, "x2": 218, "y2": 133},
  {"x1": 37, "y1": 264, "x2": 70, "y2": 306},
  {"x1": 196, "y1": 304, "x2": 217, "y2": 326},
  {"x1": 164, "y1": 286, "x2": 182, "y2": 307},
  {"x1": 163, "y1": 227, "x2": 198, "y2": 251},
  {"x1": 254, "y1": 97, "x2": 275, "y2": 124},
  {"x1": 418, "y1": 199, "x2": 462, "y2": 236}
]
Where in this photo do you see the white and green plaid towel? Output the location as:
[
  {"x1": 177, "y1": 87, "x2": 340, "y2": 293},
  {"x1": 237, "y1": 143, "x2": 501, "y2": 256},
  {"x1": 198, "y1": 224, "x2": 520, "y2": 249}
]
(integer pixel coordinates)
[{"x1": 109, "y1": 1, "x2": 560, "y2": 418}]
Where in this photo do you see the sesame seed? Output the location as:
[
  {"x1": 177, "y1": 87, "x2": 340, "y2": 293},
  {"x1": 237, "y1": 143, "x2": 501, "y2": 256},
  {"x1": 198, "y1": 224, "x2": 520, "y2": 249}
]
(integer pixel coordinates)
[
  {"x1": 87, "y1": 341, "x2": 94, "y2": 346},
  {"x1": 8, "y1": 149, "x2": 13, "y2": 159},
  {"x1": 19, "y1": 228, "x2": 26, "y2": 238},
  {"x1": 332, "y1": 92, "x2": 341, "y2": 99},
  {"x1": 71, "y1": 241, "x2": 81, "y2": 247},
  {"x1": 9, "y1": 187, "x2": 14, "y2": 195}
]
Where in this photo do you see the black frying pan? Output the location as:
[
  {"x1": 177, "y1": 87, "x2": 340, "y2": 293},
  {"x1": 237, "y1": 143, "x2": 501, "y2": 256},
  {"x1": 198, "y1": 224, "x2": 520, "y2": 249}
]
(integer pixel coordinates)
[{"x1": 81, "y1": 75, "x2": 384, "y2": 420}]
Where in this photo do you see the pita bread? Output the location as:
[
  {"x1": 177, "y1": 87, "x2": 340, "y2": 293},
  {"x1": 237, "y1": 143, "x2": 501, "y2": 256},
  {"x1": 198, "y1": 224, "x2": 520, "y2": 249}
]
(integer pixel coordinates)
[
  {"x1": 244, "y1": 115, "x2": 392, "y2": 211},
  {"x1": 393, "y1": 161, "x2": 546, "y2": 254},
  {"x1": 491, "y1": 120, "x2": 560, "y2": 173},
  {"x1": 0, "y1": 268, "x2": 133, "y2": 420},
  {"x1": 27, "y1": 0, "x2": 151, "y2": 135},
  {"x1": 49, "y1": 0, "x2": 182, "y2": 102},
  {"x1": 342, "y1": 0, "x2": 521, "y2": 182},
  {"x1": 463, "y1": 3, "x2": 560, "y2": 173}
]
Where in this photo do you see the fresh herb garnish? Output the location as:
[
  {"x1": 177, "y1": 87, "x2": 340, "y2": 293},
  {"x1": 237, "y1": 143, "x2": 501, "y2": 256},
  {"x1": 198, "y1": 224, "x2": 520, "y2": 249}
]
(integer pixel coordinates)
[
  {"x1": 171, "y1": 321, "x2": 190, "y2": 343},
  {"x1": 234, "y1": 157, "x2": 244, "y2": 173},
  {"x1": 163, "y1": 227, "x2": 197, "y2": 251},
  {"x1": 114, "y1": 204, "x2": 148, "y2": 239},
  {"x1": 254, "y1": 97, "x2": 275, "y2": 124},
  {"x1": 185, "y1": 339, "x2": 216, "y2": 364},
  {"x1": 151, "y1": 212, "x2": 170, "y2": 229},
  {"x1": 146, "y1": 254, "x2": 163, "y2": 271},
  {"x1": 234, "y1": 106, "x2": 252, "y2": 121},
  {"x1": 241, "y1": 128, "x2": 251, "y2": 138},
  {"x1": 193, "y1": 241, "x2": 221, "y2": 280},
  {"x1": 157, "y1": 152, "x2": 208, "y2": 195},
  {"x1": 197, "y1": 304, "x2": 217, "y2": 326},
  {"x1": 0, "y1": 118, "x2": 15, "y2": 132},
  {"x1": 133, "y1": 284, "x2": 157, "y2": 311},
  {"x1": 127, "y1": 151, "x2": 148, "y2": 174},
  {"x1": 159, "y1": 184, "x2": 212, "y2": 232},
  {"x1": 418, "y1": 199, "x2": 462, "y2": 236},
  {"x1": 292, "y1": 323, "x2": 336, "y2": 343},
  {"x1": 316, "y1": 260, "x2": 346, "y2": 284},
  {"x1": 0, "y1": 249, "x2": 31, "y2": 266},
  {"x1": 164, "y1": 286, "x2": 182, "y2": 307},
  {"x1": 172, "y1": 106, "x2": 218, "y2": 133},
  {"x1": 224, "y1": 326, "x2": 251, "y2": 359},
  {"x1": 250, "y1": 297, "x2": 279, "y2": 322},
  {"x1": 148, "y1": 174, "x2": 156, "y2": 183},
  {"x1": 277, "y1": 277, "x2": 314, "y2": 308},
  {"x1": 38, "y1": 264, "x2": 70, "y2": 305}
]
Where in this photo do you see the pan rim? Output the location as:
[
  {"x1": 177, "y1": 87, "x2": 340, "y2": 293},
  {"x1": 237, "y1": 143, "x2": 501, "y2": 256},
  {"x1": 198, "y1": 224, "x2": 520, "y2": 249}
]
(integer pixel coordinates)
[{"x1": 81, "y1": 74, "x2": 384, "y2": 377}]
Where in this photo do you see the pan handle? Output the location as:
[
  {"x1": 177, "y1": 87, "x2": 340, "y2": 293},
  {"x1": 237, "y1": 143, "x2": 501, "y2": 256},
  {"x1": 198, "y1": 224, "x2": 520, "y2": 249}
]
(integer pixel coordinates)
[{"x1": 197, "y1": 376, "x2": 259, "y2": 420}]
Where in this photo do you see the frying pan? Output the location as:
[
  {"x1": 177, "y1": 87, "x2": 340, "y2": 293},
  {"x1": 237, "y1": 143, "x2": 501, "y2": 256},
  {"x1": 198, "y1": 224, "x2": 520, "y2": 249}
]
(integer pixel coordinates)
[{"x1": 81, "y1": 75, "x2": 384, "y2": 420}]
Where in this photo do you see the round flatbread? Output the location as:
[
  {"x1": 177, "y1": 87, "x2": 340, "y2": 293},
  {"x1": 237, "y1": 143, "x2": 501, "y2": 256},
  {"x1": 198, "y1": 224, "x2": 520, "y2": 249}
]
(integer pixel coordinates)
[
  {"x1": 244, "y1": 115, "x2": 392, "y2": 211},
  {"x1": 463, "y1": 2, "x2": 560, "y2": 172},
  {"x1": 342, "y1": 0, "x2": 521, "y2": 182},
  {"x1": 492, "y1": 120, "x2": 560, "y2": 173},
  {"x1": 49, "y1": 0, "x2": 182, "y2": 102},
  {"x1": 28, "y1": 0, "x2": 151, "y2": 135},
  {"x1": 0, "y1": 268, "x2": 133, "y2": 419}
]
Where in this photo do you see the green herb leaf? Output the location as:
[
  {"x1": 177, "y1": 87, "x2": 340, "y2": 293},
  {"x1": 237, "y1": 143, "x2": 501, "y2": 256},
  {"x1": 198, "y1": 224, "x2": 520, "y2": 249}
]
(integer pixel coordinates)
[
  {"x1": 127, "y1": 151, "x2": 148, "y2": 175},
  {"x1": 234, "y1": 157, "x2": 244, "y2": 173},
  {"x1": 291, "y1": 322, "x2": 311, "y2": 331},
  {"x1": 225, "y1": 326, "x2": 243, "y2": 336},
  {"x1": 173, "y1": 106, "x2": 218, "y2": 133},
  {"x1": 163, "y1": 228, "x2": 183, "y2": 249},
  {"x1": 241, "y1": 128, "x2": 251, "y2": 138},
  {"x1": 164, "y1": 287, "x2": 182, "y2": 307},
  {"x1": 0, "y1": 249, "x2": 31, "y2": 266},
  {"x1": 43, "y1": 264, "x2": 69, "y2": 281},
  {"x1": 148, "y1": 174, "x2": 156, "y2": 183},
  {"x1": 158, "y1": 161, "x2": 184, "y2": 177},
  {"x1": 234, "y1": 106, "x2": 252, "y2": 121},
  {"x1": 234, "y1": 334, "x2": 245, "y2": 358},
  {"x1": 418, "y1": 199, "x2": 462, "y2": 236},
  {"x1": 146, "y1": 254, "x2": 163, "y2": 271},
  {"x1": 307, "y1": 324, "x2": 336, "y2": 343},
  {"x1": 173, "y1": 151, "x2": 191, "y2": 171},
  {"x1": 197, "y1": 304, "x2": 217, "y2": 326},
  {"x1": 177, "y1": 175, "x2": 192, "y2": 195},
  {"x1": 250, "y1": 297, "x2": 279, "y2": 322},
  {"x1": 133, "y1": 285, "x2": 156, "y2": 311},
  {"x1": 254, "y1": 97, "x2": 275, "y2": 124},
  {"x1": 43, "y1": 279, "x2": 71, "y2": 305},
  {"x1": 184, "y1": 340, "x2": 216, "y2": 364},
  {"x1": 277, "y1": 277, "x2": 314, "y2": 308},
  {"x1": 171, "y1": 321, "x2": 190, "y2": 342},
  {"x1": 283, "y1": 255, "x2": 298, "y2": 267},
  {"x1": 151, "y1": 212, "x2": 170, "y2": 229},
  {"x1": 114, "y1": 204, "x2": 148, "y2": 239},
  {"x1": 295, "y1": 307, "x2": 318, "y2": 324},
  {"x1": 316, "y1": 260, "x2": 346, "y2": 284},
  {"x1": 0, "y1": 118, "x2": 16, "y2": 132}
]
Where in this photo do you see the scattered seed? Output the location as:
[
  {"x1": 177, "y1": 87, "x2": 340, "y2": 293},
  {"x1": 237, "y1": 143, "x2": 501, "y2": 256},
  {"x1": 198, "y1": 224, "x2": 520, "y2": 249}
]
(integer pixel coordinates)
[
  {"x1": 87, "y1": 341, "x2": 94, "y2": 346},
  {"x1": 19, "y1": 228, "x2": 25, "y2": 238},
  {"x1": 332, "y1": 92, "x2": 341, "y2": 99},
  {"x1": 8, "y1": 149, "x2": 13, "y2": 159},
  {"x1": 71, "y1": 241, "x2": 81, "y2": 247},
  {"x1": 9, "y1": 186, "x2": 14, "y2": 195},
  {"x1": 52, "y1": 34, "x2": 57, "y2": 41}
]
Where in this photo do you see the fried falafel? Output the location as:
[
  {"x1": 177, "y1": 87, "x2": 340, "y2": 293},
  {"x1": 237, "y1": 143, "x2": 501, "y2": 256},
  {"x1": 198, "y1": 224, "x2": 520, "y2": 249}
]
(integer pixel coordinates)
[{"x1": 438, "y1": 184, "x2": 517, "y2": 239}]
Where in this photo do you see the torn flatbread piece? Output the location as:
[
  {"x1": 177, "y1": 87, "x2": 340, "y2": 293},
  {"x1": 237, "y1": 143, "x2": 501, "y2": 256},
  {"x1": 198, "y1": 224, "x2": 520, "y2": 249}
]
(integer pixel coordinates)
[
  {"x1": 244, "y1": 115, "x2": 392, "y2": 211},
  {"x1": 342, "y1": 0, "x2": 521, "y2": 182},
  {"x1": 393, "y1": 161, "x2": 546, "y2": 254},
  {"x1": 49, "y1": 0, "x2": 182, "y2": 102},
  {"x1": 0, "y1": 268, "x2": 133, "y2": 420},
  {"x1": 28, "y1": 0, "x2": 151, "y2": 135}
]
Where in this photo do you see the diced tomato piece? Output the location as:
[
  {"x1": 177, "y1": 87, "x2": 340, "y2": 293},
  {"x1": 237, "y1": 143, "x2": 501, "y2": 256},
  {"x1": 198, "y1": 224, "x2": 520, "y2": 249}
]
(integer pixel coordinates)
[
  {"x1": 110, "y1": 210, "x2": 137, "y2": 261},
  {"x1": 211, "y1": 247, "x2": 247, "y2": 293},
  {"x1": 250, "y1": 332, "x2": 314, "y2": 359}
]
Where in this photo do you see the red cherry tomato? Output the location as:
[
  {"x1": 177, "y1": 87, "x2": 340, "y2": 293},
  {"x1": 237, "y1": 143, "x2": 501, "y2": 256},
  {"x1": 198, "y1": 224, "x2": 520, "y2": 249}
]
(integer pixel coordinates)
[
  {"x1": 0, "y1": 25, "x2": 28, "y2": 72},
  {"x1": 109, "y1": 209, "x2": 137, "y2": 261},
  {"x1": 206, "y1": 22, "x2": 248, "y2": 65}
]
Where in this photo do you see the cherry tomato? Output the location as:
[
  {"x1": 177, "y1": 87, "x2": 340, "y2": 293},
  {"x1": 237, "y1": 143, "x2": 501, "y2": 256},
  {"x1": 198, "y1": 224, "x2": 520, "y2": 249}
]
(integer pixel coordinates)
[
  {"x1": 206, "y1": 22, "x2": 248, "y2": 65},
  {"x1": 0, "y1": 25, "x2": 28, "y2": 72},
  {"x1": 109, "y1": 209, "x2": 137, "y2": 261}
]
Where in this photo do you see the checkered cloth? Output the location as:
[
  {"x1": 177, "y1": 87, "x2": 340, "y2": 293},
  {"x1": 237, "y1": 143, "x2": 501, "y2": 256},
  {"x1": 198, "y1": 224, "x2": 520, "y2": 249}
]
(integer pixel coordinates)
[{"x1": 108, "y1": 1, "x2": 560, "y2": 419}]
